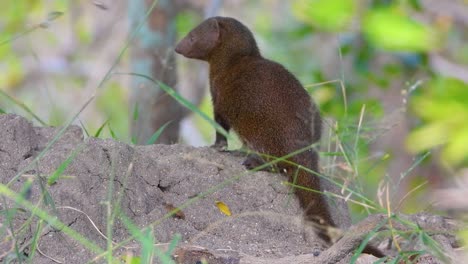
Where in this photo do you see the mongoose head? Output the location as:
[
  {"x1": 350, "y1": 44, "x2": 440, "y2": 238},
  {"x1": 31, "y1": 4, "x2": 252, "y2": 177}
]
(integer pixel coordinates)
[
  {"x1": 175, "y1": 17, "x2": 220, "y2": 60},
  {"x1": 175, "y1": 16, "x2": 260, "y2": 61}
]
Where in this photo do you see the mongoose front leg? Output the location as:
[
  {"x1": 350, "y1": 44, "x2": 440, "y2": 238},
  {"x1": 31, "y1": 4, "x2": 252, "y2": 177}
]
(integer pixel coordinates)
[{"x1": 213, "y1": 112, "x2": 229, "y2": 151}]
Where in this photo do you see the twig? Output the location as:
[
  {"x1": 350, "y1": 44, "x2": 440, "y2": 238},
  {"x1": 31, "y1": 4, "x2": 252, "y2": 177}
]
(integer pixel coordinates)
[
  {"x1": 395, "y1": 181, "x2": 428, "y2": 211},
  {"x1": 386, "y1": 183, "x2": 401, "y2": 251},
  {"x1": 56, "y1": 206, "x2": 117, "y2": 246},
  {"x1": 37, "y1": 246, "x2": 63, "y2": 264}
]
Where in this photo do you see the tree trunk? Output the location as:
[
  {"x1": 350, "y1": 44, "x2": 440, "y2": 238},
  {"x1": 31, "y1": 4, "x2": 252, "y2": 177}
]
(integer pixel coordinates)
[{"x1": 128, "y1": 0, "x2": 182, "y2": 144}]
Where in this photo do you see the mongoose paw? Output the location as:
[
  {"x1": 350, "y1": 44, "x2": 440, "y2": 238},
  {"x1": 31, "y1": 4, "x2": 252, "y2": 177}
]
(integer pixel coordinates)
[
  {"x1": 212, "y1": 141, "x2": 228, "y2": 152},
  {"x1": 309, "y1": 241, "x2": 327, "y2": 257},
  {"x1": 311, "y1": 246, "x2": 322, "y2": 257},
  {"x1": 242, "y1": 154, "x2": 265, "y2": 170}
]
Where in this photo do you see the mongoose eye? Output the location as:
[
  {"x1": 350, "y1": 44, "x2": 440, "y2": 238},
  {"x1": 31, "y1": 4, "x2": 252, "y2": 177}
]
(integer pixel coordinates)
[{"x1": 189, "y1": 35, "x2": 194, "y2": 42}]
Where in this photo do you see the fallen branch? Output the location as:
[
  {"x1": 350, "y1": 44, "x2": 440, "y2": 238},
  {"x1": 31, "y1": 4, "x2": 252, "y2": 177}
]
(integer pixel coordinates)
[{"x1": 173, "y1": 213, "x2": 460, "y2": 264}]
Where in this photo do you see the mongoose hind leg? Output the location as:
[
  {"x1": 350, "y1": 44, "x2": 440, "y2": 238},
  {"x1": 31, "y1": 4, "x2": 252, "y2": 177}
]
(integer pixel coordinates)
[{"x1": 242, "y1": 153, "x2": 277, "y2": 172}]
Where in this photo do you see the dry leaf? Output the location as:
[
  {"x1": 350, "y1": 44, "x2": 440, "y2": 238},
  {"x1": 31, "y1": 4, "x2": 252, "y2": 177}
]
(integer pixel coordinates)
[
  {"x1": 164, "y1": 203, "x2": 185, "y2": 220},
  {"x1": 215, "y1": 200, "x2": 232, "y2": 216}
]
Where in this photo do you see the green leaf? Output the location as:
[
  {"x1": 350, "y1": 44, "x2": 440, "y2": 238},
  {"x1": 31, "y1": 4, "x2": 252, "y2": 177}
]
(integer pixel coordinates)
[
  {"x1": 363, "y1": 7, "x2": 437, "y2": 52},
  {"x1": 292, "y1": 0, "x2": 355, "y2": 31},
  {"x1": 0, "y1": 55, "x2": 24, "y2": 87},
  {"x1": 406, "y1": 123, "x2": 447, "y2": 153},
  {"x1": 408, "y1": 77, "x2": 468, "y2": 167},
  {"x1": 443, "y1": 126, "x2": 468, "y2": 166},
  {"x1": 408, "y1": 0, "x2": 422, "y2": 11},
  {"x1": 122, "y1": 255, "x2": 141, "y2": 264},
  {"x1": 175, "y1": 11, "x2": 201, "y2": 39},
  {"x1": 460, "y1": 229, "x2": 468, "y2": 249}
]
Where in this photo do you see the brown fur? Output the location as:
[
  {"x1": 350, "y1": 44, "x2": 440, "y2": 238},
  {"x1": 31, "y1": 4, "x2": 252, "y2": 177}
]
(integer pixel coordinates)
[
  {"x1": 176, "y1": 16, "x2": 334, "y2": 237},
  {"x1": 175, "y1": 17, "x2": 385, "y2": 257}
]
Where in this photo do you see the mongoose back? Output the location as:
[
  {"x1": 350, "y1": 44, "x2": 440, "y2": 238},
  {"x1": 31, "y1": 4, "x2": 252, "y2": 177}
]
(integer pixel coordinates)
[{"x1": 175, "y1": 16, "x2": 333, "y2": 238}]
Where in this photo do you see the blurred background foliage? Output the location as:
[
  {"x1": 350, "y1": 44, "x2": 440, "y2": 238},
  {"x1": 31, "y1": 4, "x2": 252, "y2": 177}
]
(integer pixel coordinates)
[{"x1": 1, "y1": 0, "x2": 468, "y2": 225}]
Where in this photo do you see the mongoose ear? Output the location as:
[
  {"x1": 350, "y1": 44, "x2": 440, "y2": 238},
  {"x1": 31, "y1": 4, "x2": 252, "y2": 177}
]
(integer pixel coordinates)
[{"x1": 207, "y1": 18, "x2": 221, "y2": 43}]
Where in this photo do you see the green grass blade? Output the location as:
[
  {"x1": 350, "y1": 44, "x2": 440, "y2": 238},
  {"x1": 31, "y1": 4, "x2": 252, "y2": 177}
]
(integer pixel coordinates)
[
  {"x1": 7, "y1": 94, "x2": 95, "y2": 187},
  {"x1": 48, "y1": 144, "x2": 83, "y2": 186},
  {"x1": 0, "y1": 89, "x2": 47, "y2": 126},
  {"x1": 0, "y1": 12, "x2": 63, "y2": 46},
  {"x1": 117, "y1": 72, "x2": 230, "y2": 140},
  {"x1": 152, "y1": 234, "x2": 180, "y2": 263},
  {"x1": 166, "y1": 234, "x2": 181, "y2": 258},
  {"x1": 0, "y1": 184, "x2": 104, "y2": 254},
  {"x1": 119, "y1": 213, "x2": 177, "y2": 264},
  {"x1": 387, "y1": 255, "x2": 401, "y2": 264},
  {"x1": 6, "y1": 0, "x2": 164, "y2": 185},
  {"x1": 131, "y1": 104, "x2": 139, "y2": 143},
  {"x1": 350, "y1": 217, "x2": 387, "y2": 263},
  {"x1": 105, "y1": 159, "x2": 135, "y2": 263},
  {"x1": 251, "y1": 145, "x2": 378, "y2": 207},
  {"x1": 321, "y1": 151, "x2": 344, "y2": 157},
  {"x1": 37, "y1": 173, "x2": 56, "y2": 212},
  {"x1": 94, "y1": 119, "x2": 110, "y2": 138},
  {"x1": 420, "y1": 232, "x2": 450, "y2": 263},
  {"x1": 396, "y1": 151, "x2": 431, "y2": 186},
  {"x1": 132, "y1": 103, "x2": 139, "y2": 121},
  {"x1": 146, "y1": 121, "x2": 172, "y2": 145},
  {"x1": 93, "y1": 0, "x2": 161, "y2": 91},
  {"x1": 107, "y1": 123, "x2": 117, "y2": 140},
  {"x1": 373, "y1": 257, "x2": 388, "y2": 264},
  {"x1": 0, "y1": 26, "x2": 40, "y2": 46},
  {"x1": 105, "y1": 158, "x2": 117, "y2": 263},
  {"x1": 102, "y1": 144, "x2": 355, "y2": 256},
  {"x1": 140, "y1": 228, "x2": 155, "y2": 264},
  {"x1": 6, "y1": 0, "x2": 164, "y2": 188},
  {"x1": 79, "y1": 119, "x2": 90, "y2": 137},
  {"x1": 27, "y1": 220, "x2": 44, "y2": 264},
  {"x1": 1, "y1": 195, "x2": 23, "y2": 262}
]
